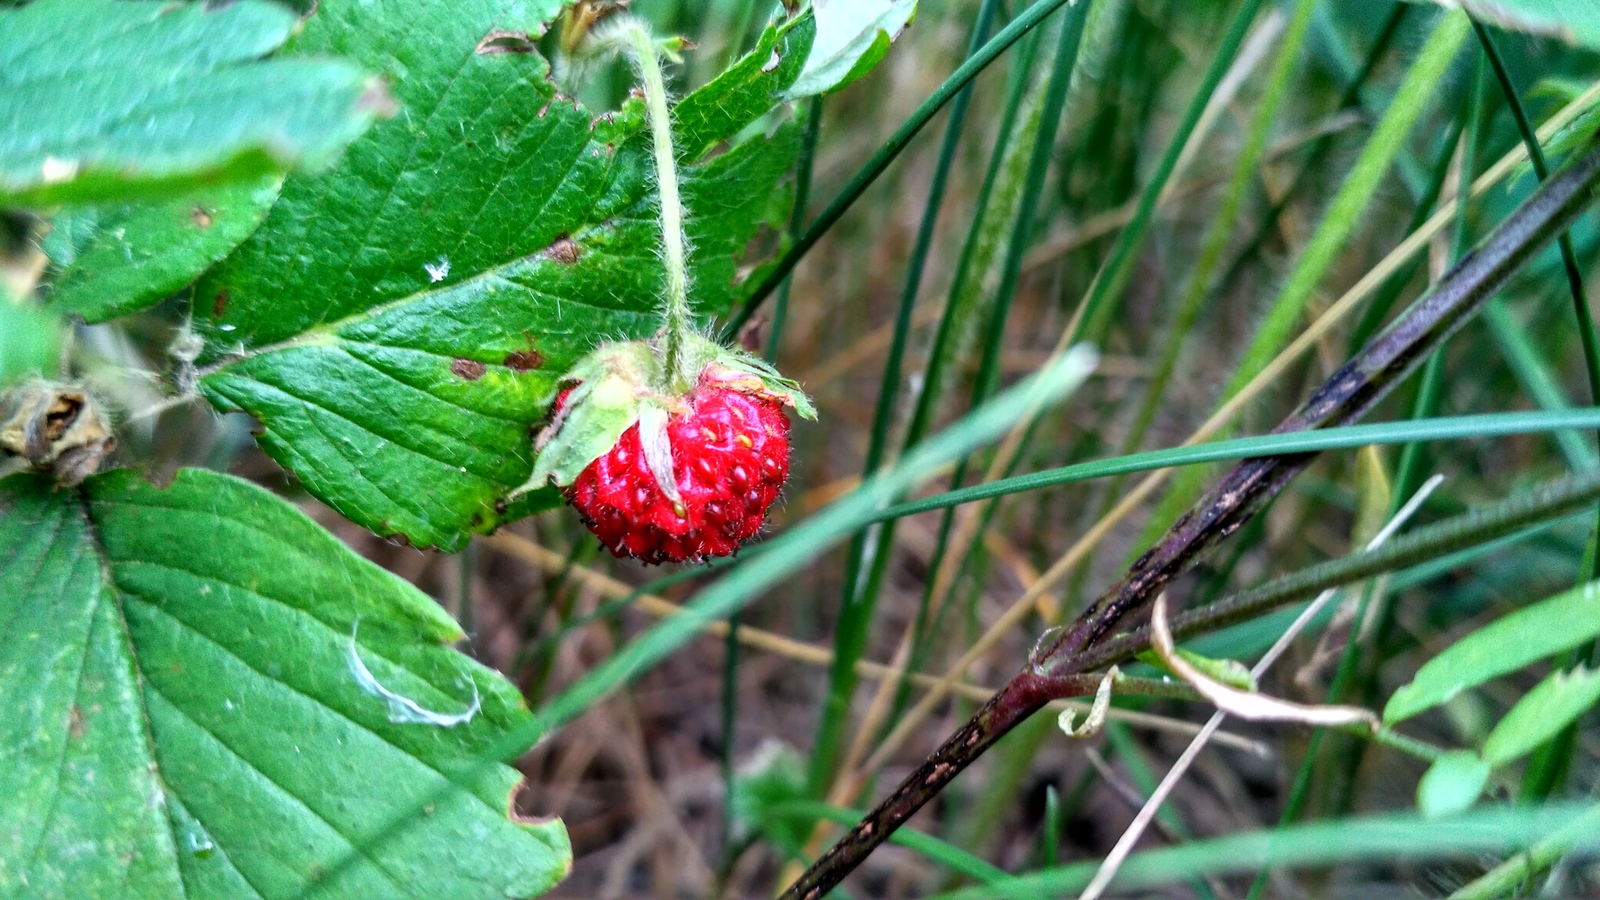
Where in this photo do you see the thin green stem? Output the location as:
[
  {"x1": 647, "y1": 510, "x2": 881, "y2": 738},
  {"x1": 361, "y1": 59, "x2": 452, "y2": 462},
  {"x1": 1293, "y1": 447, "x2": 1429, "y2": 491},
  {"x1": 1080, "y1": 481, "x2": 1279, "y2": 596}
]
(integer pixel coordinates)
[
  {"x1": 1473, "y1": 20, "x2": 1600, "y2": 426},
  {"x1": 1072, "y1": 467, "x2": 1600, "y2": 674}
]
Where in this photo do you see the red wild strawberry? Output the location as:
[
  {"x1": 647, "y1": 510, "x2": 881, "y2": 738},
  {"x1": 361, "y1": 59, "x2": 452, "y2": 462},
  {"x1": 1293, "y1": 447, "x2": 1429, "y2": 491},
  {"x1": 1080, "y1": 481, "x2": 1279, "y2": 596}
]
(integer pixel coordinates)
[
  {"x1": 521, "y1": 334, "x2": 815, "y2": 564},
  {"x1": 555, "y1": 379, "x2": 790, "y2": 563}
]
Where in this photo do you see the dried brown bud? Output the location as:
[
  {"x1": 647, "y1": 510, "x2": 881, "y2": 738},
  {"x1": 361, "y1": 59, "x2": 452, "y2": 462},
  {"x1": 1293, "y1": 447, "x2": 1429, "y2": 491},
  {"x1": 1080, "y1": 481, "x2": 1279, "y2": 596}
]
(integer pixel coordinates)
[{"x1": 0, "y1": 381, "x2": 115, "y2": 486}]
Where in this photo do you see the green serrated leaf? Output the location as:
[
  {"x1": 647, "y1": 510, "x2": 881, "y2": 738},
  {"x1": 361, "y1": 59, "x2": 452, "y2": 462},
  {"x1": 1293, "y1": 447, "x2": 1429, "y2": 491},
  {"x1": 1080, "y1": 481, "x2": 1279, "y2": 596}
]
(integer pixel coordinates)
[
  {"x1": 1385, "y1": 581, "x2": 1600, "y2": 724},
  {"x1": 1417, "y1": 751, "x2": 1490, "y2": 818},
  {"x1": 673, "y1": 17, "x2": 815, "y2": 158},
  {"x1": 0, "y1": 468, "x2": 569, "y2": 897},
  {"x1": 1483, "y1": 664, "x2": 1600, "y2": 765},
  {"x1": 195, "y1": 2, "x2": 807, "y2": 551},
  {"x1": 44, "y1": 176, "x2": 282, "y2": 323},
  {"x1": 0, "y1": 0, "x2": 385, "y2": 207},
  {"x1": 786, "y1": 0, "x2": 917, "y2": 98},
  {"x1": 1400, "y1": 0, "x2": 1600, "y2": 51}
]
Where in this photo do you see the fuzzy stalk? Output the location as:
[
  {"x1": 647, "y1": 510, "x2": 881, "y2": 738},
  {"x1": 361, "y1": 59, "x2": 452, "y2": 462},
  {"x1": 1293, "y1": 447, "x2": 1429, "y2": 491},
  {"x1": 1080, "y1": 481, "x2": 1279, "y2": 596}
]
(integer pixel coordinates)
[
  {"x1": 618, "y1": 18, "x2": 694, "y2": 392},
  {"x1": 778, "y1": 133, "x2": 1600, "y2": 900}
]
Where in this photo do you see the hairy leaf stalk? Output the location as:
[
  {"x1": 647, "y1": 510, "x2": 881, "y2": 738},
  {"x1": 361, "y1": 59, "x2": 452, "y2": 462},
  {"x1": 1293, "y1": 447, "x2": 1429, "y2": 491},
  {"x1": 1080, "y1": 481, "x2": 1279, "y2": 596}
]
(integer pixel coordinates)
[
  {"x1": 780, "y1": 136, "x2": 1600, "y2": 900},
  {"x1": 618, "y1": 18, "x2": 694, "y2": 392}
]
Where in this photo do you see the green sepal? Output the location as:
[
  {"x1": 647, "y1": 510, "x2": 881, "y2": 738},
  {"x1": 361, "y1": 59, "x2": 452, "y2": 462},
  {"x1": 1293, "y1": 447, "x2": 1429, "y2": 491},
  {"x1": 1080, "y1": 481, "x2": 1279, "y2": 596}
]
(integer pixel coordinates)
[
  {"x1": 692, "y1": 334, "x2": 818, "y2": 420},
  {"x1": 522, "y1": 332, "x2": 816, "y2": 492},
  {"x1": 524, "y1": 340, "x2": 663, "y2": 490}
]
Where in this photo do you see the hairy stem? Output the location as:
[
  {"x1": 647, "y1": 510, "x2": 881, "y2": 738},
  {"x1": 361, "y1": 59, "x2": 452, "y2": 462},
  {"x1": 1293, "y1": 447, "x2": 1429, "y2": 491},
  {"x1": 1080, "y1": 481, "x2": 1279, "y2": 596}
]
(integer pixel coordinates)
[
  {"x1": 618, "y1": 18, "x2": 693, "y2": 391},
  {"x1": 779, "y1": 135, "x2": 1600, "y2": 900}
]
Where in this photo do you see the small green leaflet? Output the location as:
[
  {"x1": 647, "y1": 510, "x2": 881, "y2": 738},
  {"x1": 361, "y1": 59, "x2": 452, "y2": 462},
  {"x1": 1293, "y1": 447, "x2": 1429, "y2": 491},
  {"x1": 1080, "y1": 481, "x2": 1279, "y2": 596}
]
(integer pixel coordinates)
[
  {"x1": 0, "y1": 469, "x2": 569, "y2": 898},
  {"x1": 0, "y1": 0, "x2": 384, "y2": 207},
  {"x1": 1482, "y1": 664, "x2": 1600, "y2": 765},
  {"x1": 787, "y1": 0, "x2": 918, "y2": 98},
  {"x1": 1384, "y1": 580, "x2": 1600, "y2": 724},
  {"x1": 195, "y1": 1, "x2": 815, "y2": 550},
  {"x1": 1416, "y1": 751, "x2": 1490, "y2": 818}
]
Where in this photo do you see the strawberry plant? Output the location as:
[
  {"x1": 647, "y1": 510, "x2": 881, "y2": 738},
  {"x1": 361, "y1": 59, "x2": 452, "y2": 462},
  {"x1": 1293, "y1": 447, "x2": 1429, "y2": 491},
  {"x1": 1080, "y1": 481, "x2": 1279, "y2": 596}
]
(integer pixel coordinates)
[{"x1": 0, "y1": 0, "x2": 885, "y2": 894}]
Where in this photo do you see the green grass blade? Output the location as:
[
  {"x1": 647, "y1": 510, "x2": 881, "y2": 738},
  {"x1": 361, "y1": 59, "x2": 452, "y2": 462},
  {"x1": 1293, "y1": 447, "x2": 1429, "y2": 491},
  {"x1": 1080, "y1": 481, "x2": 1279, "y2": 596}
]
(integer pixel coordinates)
[
  {"x1": 864, "y1": 0, "x2": 1000, "y2": 478},
  {"x1": 1121, "y1": 0, "x2": 1317, "y2": 458},
  {"x1": 970, "y1": 3, "x2": 1094, "y2": 404},
  {"x1": 1140, "y1": 9, "x2": 1471, "y2": 557},
  {"x1": 724, "y1": 0, "x2": 1084, "y2": 335},
  {"x1": 918, "y1": 804, "x2": 1600, "y2": 900},
  {"x1": 809, "y1": 0, "x2": 1011, "y2": 794},
  {"x1": 1066, "y1": 0, "x2": 1271, "y2": 348},
  {"x1": 903, "y1": 18, "x2": 1044, "y2": 453},
  {"x1": 1070, "y1": 468, "x2": 1600, "y2": 674},
  {"x1": 1482, "y1": 301, "x2": 1600, "y2": 468},
  {"x1": 766, "y1": 96, "x2": 823, "y2": 363},
  {"x1": 1225, "y1": 10, "x2": 1470, "y2": 387},
  {"x1": 1450, "y1": 802, "x2": 1600, "y2": 898},
  {"x1": 867, "y1": 408, "x2": 1600, "y2": 524},
  {"x1": 887, "y1": 10, "x2": 1050, "y2": 741}
]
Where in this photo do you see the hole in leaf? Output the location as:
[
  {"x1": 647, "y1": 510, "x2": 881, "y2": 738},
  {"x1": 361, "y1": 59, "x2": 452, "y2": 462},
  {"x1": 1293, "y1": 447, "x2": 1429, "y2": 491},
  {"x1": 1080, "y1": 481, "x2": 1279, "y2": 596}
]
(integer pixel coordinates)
[{"x1": 475, "y1": 30, "x2": 538, "y2": 55}]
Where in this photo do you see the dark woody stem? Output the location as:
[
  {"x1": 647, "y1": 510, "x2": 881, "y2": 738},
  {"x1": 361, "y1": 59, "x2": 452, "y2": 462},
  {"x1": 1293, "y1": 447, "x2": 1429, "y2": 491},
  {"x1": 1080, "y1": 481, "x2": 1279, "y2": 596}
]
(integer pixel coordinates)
[{"x1": 780, "y1": 135, "x2": 1600, "y2": 900}]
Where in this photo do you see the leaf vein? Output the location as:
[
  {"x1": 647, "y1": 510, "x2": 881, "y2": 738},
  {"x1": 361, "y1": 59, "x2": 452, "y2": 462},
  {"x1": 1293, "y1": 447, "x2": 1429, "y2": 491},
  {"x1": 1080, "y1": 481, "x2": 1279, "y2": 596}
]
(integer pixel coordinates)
[{"x1": 138, "y1": 677, "x2": 421, "y2": 898}]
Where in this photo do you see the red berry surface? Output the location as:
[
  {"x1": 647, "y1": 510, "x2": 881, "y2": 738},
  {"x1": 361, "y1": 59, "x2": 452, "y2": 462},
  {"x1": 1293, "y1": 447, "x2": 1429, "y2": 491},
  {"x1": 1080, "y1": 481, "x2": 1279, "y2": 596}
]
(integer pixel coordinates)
[{"x1": 558, "y1": 384, "x2": 791, "y2": 564}]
